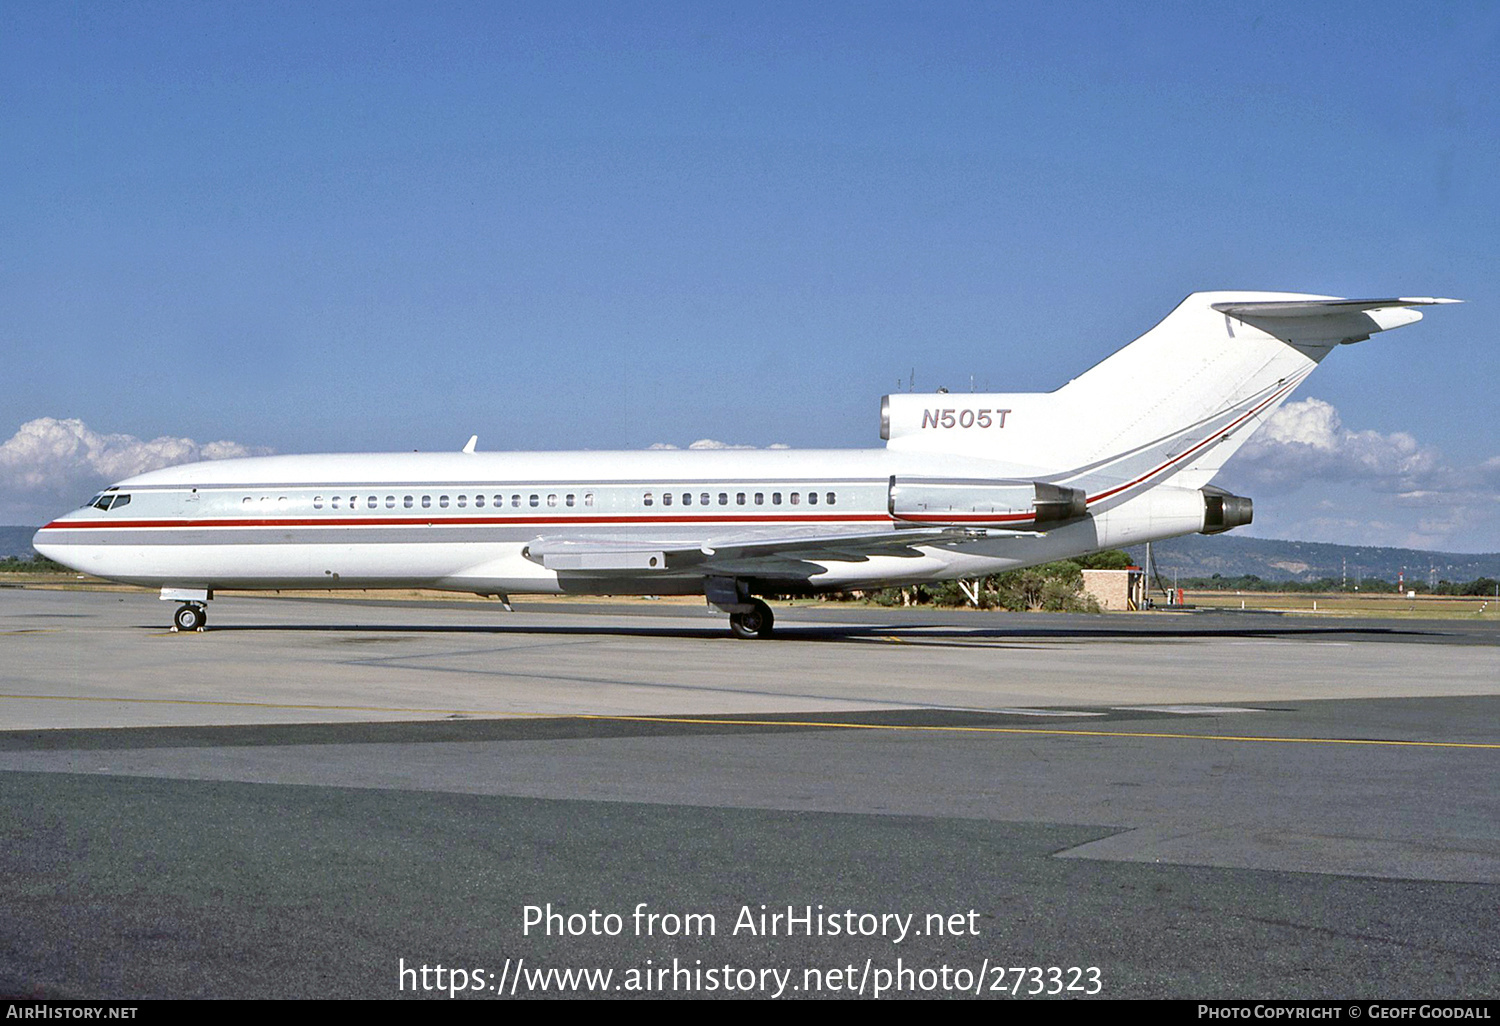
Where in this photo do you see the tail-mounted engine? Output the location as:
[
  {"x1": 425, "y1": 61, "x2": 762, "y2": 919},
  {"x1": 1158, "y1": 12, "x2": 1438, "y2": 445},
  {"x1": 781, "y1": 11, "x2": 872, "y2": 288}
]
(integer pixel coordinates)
[
  {"x1": 889, "y1": 477, "x2": 1087, "y2": 528},
  {"x1": 1200, "y1": 486, "x2": 1253, "y2": 535}
]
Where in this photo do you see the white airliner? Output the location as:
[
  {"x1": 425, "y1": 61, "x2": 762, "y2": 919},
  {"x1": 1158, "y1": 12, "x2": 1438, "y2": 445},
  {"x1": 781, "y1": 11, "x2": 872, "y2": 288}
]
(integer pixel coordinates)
[{"x1": 34, "y1": 291, "x2": 1458, "y2": 637}]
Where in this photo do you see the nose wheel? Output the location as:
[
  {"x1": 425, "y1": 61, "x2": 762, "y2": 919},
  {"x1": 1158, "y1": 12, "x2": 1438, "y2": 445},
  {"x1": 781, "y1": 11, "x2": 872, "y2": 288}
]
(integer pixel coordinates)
[
  {"x1": 173, "y1": 604, "x2": 207, "y2": 632},
  {"x1": 728, "y1": 598, "x2": 774, "y2": 639}
]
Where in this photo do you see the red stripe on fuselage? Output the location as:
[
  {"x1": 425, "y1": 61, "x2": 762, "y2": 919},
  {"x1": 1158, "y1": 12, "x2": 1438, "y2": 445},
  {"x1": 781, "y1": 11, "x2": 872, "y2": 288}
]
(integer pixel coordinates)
[
  {"x1": 40, "y1": 381, "x2": 1303, "y2": 534},
  {"x1": 38, "y1": 513, "x2": 893, "y2": 531}
]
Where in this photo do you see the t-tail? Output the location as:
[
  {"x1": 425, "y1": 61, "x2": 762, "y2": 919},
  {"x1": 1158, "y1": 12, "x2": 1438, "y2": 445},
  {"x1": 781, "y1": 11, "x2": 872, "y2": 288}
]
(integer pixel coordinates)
[{"x1": 881, "y1": 291, "x2": 1460, "y2": 524}]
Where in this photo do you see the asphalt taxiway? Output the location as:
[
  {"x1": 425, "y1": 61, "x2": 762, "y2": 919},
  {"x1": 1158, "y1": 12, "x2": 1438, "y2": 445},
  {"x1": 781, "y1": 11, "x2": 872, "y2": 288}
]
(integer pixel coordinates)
[{"x1": 1, "y1": 588, "x2": 1496, "y2": 998}]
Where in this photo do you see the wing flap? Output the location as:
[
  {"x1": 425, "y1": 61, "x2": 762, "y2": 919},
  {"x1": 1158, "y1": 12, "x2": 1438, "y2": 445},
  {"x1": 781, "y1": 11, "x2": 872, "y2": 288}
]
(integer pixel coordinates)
[{"x1": 522, "y1": 525, "x2": 1012, "y2": 573}]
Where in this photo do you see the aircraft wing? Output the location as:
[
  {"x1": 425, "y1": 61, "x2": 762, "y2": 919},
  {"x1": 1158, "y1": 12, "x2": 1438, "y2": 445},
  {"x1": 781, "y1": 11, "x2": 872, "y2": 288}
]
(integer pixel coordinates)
[{"x1": 522, "y1": 524, "x2": 1016, "y2": 573}]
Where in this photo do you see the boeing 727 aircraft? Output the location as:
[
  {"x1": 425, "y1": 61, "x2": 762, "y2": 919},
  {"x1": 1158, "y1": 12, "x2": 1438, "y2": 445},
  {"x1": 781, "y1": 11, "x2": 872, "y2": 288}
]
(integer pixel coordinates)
[{"x1": 33, "y1": 291, "x2": 1459, "y2": 637}]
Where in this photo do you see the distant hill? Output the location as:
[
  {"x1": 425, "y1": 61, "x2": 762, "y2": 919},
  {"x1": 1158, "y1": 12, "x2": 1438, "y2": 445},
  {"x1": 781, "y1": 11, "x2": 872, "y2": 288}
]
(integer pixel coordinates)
[
  {"x1": 1127, "y1": 533, "x2": 1500, "y2": 585},
  {"x1": 0, "y1": 526, "x2": 38, "y2": 558},
  {"x1": 5, "y1": 523, "x2": 1497, "y2": 585}
]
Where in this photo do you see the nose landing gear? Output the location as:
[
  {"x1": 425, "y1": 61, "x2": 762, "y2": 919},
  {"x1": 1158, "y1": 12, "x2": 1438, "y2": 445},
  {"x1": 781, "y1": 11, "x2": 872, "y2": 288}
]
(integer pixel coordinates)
[
  {"x1": 173, "y1": 603, "x2": 207, "y2": 632},
  {"x1": 162, "y1": 588, "x2": 212, "y2": 632}
]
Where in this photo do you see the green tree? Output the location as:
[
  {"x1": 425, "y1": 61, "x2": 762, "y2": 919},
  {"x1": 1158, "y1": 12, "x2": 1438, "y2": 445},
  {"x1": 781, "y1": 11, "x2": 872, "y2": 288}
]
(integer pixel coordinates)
[{"x1": 1073, "y1": 549, "x2": 1134, "y2": 570}]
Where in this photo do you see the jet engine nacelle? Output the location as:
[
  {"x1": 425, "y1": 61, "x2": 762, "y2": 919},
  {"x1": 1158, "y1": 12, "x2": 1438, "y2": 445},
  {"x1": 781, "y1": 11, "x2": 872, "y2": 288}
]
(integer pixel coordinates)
[
  {"x1": 889, "y1": 476, "x2": 1087, "y2": 527},
  {"x1": 1090, "y1": 485, "x2": 1254, "y2": 548},
  {"x1": 1201, "y1": 486, "x2": 1254, "y2": 535}
]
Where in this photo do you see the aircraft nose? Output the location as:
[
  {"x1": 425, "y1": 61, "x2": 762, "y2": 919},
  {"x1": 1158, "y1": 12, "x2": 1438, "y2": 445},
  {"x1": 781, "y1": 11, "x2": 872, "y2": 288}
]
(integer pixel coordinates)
[
  {"x1": 32, "y1": 526, "x2": 60, "y2": 562},
  {"x1": 32, "y1": 518, "x2": 79, "y2": 569}
]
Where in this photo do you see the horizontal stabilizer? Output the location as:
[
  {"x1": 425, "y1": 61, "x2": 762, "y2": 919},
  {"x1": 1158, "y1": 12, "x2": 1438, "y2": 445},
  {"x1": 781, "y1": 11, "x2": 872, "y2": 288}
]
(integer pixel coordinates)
[
  {"x1": 1210, "y1": 297, "x2": 1460, "y2": 317},
  {"x1": 1211, "y1": 297, "x2": 1462, "y2": 345}
]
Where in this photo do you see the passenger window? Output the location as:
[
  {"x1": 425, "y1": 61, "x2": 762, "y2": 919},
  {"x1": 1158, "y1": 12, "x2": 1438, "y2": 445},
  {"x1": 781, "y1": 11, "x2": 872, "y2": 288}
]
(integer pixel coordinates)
[
  {"x1": 566, "y1": 494, "x2": 575, "y2": 507},
  {"x1": 790, "y1": 493, "x2": 800, "y2": 505},
  {"x1": 512, "y1": 494, "x2": 521, "y2": 507},
  {"x1": 716, "y1": 493, "x2": 726, "y2": 505},
  {"x1": 421, "y1": 495, "x2": 431, "y2": 508},
  {"x1": 827, "y1": 492, "x2": 836, "y2": 505},
  {"x1": 662, "y1": 493, "x2": 673, "y2": 506},
  {"x1": 807, "y1": 491, "x2": 818, "y2": 505},
  {"x1": 403, "y1": 495, "x2": 413, "y2": 508},
  {"x1": 439, "y1": 495, "x2": 449, "y2": 508},
  {"x1": 242, "y1": 497, "x2": 252, "y2": 506},
  {"x1": 529, "y1": 494, "x2": 539, "y2": 507},
  {"x1": 457, "y1": 495, "x2": 467, "y2": 508},
  {"x1": 700, "y1": 493, "x2": 710, "y2": 506},
  {"x1": 736, "y1": 492, "x2": 746, "y2": 505},
  {"x1": 474, "y1": 494, "x2": 485, "y2": 508},
  {"x1": 584, "y1": 492, "x2": 594, "y2": 507},
  {"x1": 331, "y1": 496, "x2": 340, "y2": 509},
  {"x1": 547, "y1": 494, "x2": 557, "y2": 507},
  {"x1": 643, "y1": 493, "x2": 653, "y2": 506},
  {"x1": 385, "y1": 495, "x2": 396, "y2": 508},
  {"x1": 772, "y1": 492, "x2": 782, "y2": 505},
  {"x1": 494, "y1": 495, "x2": 503, "y2": 507},
  {"x1": 754, "y1": 493, "x2": 764, "y2": 505},
  {"x1": 682, "y1": 493, "x2": 692, "y2": 506},
  {"x1": 314, "y1": 496, "x2": 323, "y2": 509}
]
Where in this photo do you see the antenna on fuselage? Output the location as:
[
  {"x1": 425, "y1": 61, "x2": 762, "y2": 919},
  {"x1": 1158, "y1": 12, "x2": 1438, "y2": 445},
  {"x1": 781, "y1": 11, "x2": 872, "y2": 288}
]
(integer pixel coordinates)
[{"x1": 462, "y1": 435, "x2": 478, "y2": 454}]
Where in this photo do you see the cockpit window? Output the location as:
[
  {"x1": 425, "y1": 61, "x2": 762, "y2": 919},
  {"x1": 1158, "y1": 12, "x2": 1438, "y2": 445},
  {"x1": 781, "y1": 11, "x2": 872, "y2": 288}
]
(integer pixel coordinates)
[
  {"x1": 90, "y1": 493, "x2": 131, "y2": 511},
  {"x1": 112, "y1": 494, "x2": 131, "y2": 509},
  {"x1": 86, "y1": 493, "x2": 106, "y2": 509}
]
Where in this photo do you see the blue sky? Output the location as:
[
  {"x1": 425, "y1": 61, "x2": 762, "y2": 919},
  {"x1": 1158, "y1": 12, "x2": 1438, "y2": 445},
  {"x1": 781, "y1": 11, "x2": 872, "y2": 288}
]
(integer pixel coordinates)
[{"x1": 3, "y1": 2, "x2": 1497, "y2": 550}]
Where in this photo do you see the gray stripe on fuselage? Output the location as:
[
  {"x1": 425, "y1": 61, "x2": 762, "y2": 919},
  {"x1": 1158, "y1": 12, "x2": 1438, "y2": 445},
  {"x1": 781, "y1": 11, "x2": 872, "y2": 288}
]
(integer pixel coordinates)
[{"x1": 34, "y1": 520, "x2": 892, "y2": 547}]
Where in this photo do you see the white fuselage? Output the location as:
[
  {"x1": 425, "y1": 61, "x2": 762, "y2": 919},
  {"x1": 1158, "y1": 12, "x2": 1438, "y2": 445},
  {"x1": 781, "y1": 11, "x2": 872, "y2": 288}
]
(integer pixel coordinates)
[
  {"x1": 32, "y1": 446, "x2": 1204, "y2": 597},
  {"x1": 36, "y1": 291, "x2": 1452, "y2": 619}
]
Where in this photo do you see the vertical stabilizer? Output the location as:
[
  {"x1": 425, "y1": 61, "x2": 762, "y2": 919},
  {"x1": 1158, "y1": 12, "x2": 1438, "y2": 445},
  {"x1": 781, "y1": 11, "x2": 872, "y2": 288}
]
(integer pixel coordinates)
[{"x1": 883, "y1": 292, "x2": 1456, "y2": 497}]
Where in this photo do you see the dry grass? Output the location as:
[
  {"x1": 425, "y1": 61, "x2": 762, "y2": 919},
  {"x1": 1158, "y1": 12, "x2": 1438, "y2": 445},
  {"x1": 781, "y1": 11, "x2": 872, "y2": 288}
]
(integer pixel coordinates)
[{"x1": 1185, "y1": 590, "x2": 1497, "y2": 619}]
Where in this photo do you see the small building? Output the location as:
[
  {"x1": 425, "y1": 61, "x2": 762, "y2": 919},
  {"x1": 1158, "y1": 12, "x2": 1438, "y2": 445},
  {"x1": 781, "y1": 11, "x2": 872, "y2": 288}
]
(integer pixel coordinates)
[{"x1": 1081, "y1": 567, "x2": 1146, "y2": 611}]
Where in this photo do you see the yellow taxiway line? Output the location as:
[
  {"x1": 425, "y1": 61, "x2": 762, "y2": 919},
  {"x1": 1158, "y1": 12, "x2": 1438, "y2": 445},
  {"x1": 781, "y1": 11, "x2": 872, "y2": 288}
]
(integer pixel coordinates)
[
  {"x1": 578, "y1": 714, "x2": 1500, "y2": 750},
  {"x1": 1, "y1": 693, "x2": 1497, "y2": 750}
]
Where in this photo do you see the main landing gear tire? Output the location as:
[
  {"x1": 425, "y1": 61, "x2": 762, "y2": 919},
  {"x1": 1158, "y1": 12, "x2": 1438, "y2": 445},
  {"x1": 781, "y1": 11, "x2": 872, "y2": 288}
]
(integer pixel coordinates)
[
  {"x1": 728, "y1": 598, "x2": 774, "y2": 640},
  {"x1": 173, "y1": 604, "x2": 207, "y2": 632}
]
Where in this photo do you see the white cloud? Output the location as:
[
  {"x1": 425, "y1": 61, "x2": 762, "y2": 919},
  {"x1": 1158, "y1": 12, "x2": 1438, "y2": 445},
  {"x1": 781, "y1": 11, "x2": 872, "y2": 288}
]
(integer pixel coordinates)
[
  {"x1": 0, "y1": 418, "x2": 271, "y2": 524},
  {"x1": 687, "y1": 439, "x2": 758, "y2": 450},
  {"x1": 1217, "y1": 398, "x2": 1500, "y2": 551},
  {"x1": 1232, "y1": 398, "x2": 1446, "y2": 492},
  {"x1": 646, "y1": 439, "x2": 791, "y2": 451}
]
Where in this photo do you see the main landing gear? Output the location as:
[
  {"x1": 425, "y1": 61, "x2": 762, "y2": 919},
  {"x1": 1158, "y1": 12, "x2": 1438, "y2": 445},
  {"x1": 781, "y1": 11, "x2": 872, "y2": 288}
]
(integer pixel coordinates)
[
  {"x1": 706, "y1": 577, "x2": 775, "y2": 639},
  {"x1": 173, "y1": 603, "x2": 207, "y2": 632},
  {"x1": 728, "y1": 598, "x2": 774, "y2": 640}
]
